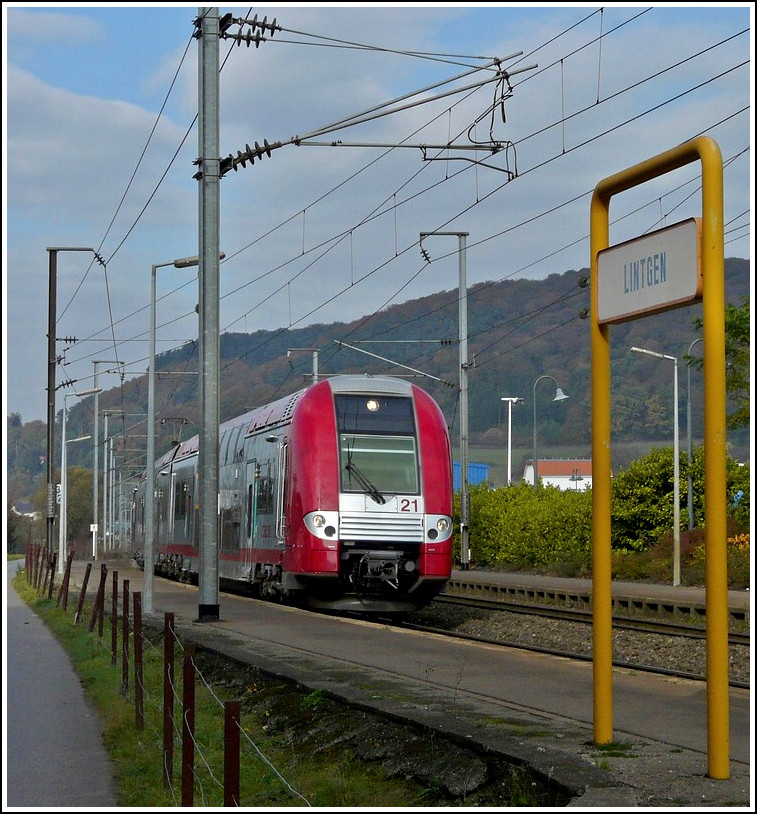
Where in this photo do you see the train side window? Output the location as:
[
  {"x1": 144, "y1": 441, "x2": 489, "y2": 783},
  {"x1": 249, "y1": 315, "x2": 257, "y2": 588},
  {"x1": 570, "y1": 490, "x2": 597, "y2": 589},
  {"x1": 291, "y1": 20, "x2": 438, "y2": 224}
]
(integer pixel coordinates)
[
  {"x1": 220, "y1": 430, "x2": 231, "y2": 465},
  {"x1": 174, "y1": 481, "x2": 187, "y2": 519},
  {"x1": 184, "y1": 487, "x2": 192, "y2": 538},
  {"x1": 246, "y1": 484, "x2": 254, "y2": 538},
  {"x1": 232, "y1": 426, "x2": 244, "y2": 461},
  {"x1": 257, "y1": 462, "x2": 274, "y2": 514}
]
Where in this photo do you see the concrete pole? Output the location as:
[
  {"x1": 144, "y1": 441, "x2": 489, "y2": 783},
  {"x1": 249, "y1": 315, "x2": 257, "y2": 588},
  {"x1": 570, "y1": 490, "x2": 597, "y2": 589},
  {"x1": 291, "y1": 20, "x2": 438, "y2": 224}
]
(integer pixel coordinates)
[
  {"x1": 46, "y1": 251, "x2": 57, "y2": 561},
  {"x1": 457, "y1": 234, "x2": 470, "y2": 570},
  {"x1": 58, "y1": 396, "x2": 68, "y2": 574},
  {"x1": 197, "y1": 6, "x2": 221, "y2": 620}
]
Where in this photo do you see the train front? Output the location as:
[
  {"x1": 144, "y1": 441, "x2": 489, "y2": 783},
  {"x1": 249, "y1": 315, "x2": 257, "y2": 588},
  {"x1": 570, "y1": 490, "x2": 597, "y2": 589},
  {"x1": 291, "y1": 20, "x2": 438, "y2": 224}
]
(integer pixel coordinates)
[{"x1": 284, "y1": 375, "x2": 454, "y2": 612}]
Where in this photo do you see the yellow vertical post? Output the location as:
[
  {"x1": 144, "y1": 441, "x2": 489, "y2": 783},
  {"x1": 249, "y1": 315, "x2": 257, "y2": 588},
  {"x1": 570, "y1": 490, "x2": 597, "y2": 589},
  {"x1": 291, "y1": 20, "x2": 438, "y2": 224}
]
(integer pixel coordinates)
[
  {"x1": 589, "y1": 192, "x2": 613, "y2": 744},
  {"x1": 697, "y1": 137, "x2": 729, "y2": 780},
  {"x1": 589, "y1": 136, "x2": 728, "y2": 776}
]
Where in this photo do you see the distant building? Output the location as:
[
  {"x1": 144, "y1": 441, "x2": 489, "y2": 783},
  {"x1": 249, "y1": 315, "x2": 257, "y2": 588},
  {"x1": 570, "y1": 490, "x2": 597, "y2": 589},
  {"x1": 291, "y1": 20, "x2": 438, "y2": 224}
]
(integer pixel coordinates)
[
  {"x1": 523, "y1": 459, "x2": 594, "y2": 491},
  {"x1": 453, "y1": 462, "x2": 490, "y2": 491},
  {"x1": 11, "y1": 501, "x2": 40, "y2": 520}
]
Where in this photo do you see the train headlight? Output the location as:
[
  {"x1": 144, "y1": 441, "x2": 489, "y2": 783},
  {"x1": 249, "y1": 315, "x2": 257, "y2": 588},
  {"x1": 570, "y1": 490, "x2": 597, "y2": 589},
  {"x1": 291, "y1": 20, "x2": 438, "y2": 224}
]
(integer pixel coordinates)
[
  {"x1": 304, "y1": 510, "x2": 339, "y2": 540},
  {"x1": 366, "y1": 398, "x2": 380, "y2": 412},
  {"x1": 426, "y1": 515, "x2": 452, "y2": 542}
]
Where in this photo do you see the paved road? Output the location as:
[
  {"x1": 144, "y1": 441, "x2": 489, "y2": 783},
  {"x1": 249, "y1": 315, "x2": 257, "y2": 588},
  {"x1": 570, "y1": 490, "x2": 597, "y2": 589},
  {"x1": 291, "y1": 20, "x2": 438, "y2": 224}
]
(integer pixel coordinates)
[{"x1": 4, "y1": 559, "x2": 118, "y2": 809}]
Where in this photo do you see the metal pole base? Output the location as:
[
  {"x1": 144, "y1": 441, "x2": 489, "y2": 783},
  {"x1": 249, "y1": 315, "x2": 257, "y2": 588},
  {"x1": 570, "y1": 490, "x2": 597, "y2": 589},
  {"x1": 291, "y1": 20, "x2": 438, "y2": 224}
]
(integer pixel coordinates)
[{"x1": 197, "y1": 604, "x2": 220, "y2": 622}]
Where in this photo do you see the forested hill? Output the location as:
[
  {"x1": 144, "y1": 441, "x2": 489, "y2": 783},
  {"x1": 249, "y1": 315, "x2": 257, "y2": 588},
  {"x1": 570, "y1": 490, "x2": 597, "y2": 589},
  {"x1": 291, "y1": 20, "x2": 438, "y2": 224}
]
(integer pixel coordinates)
[
  {"x1": 155, "y1": 257, "x2": 749, "y2": 446},
  {"x1": 7, "y1": 258, "x2": 750, "y2": 500}
]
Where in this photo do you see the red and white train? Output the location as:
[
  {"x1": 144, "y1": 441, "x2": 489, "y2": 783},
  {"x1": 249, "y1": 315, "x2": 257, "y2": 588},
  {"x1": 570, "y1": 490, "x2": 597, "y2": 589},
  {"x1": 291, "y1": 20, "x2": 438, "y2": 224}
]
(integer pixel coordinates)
[{"x1": 132, "y1": 375, "x2": 454, "y2": 612}]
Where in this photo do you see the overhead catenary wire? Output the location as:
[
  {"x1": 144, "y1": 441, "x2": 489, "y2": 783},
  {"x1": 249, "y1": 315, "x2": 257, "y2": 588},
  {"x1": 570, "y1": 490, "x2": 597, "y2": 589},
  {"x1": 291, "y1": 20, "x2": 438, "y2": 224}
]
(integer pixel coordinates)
[
  {"x1": 68, "y1": 11, "x2": 748, "y2": 354},
  {"x1": 54, "y1": 9, "x2": 748, "y2": 429}
]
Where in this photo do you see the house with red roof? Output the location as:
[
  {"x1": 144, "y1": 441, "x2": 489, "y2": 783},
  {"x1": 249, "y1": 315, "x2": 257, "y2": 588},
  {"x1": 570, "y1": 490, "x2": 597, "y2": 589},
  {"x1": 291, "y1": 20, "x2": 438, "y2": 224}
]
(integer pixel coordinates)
[{"x1": 523, "y1": 458, "x2": 594, "y2": 490}]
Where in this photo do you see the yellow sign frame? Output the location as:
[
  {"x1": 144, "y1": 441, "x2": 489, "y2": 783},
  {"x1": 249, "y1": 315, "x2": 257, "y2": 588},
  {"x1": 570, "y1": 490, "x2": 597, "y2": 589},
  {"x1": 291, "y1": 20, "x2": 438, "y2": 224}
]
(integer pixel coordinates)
[{"x1": 590, "y1": 136, "x2": 729, "y2": 779}]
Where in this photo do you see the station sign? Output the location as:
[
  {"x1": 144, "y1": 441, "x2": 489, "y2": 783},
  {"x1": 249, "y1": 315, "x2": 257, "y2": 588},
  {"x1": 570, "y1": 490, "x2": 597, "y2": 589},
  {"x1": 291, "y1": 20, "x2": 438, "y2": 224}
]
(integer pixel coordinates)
[{"x1": 596, "y1": 217, "x2": 702, "y2": 325}]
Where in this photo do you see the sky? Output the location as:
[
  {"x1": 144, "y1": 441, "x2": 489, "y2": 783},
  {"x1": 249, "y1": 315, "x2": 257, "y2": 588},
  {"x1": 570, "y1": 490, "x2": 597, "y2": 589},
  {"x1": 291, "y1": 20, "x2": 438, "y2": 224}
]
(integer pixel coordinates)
[{"x1": 3, "y1": 3, "x2": 753, "y2": 425}]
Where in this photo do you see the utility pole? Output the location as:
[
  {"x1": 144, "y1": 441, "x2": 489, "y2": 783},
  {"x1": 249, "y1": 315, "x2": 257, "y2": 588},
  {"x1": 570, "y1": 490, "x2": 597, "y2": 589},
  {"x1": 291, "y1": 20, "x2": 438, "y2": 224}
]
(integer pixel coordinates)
[
  {"x1": 196, "y1": 6, "x2": 221, "y2": 621},
  {"x1": 45, "y1": 247, "x2": 97, "y2": 561},
  {"x1": 419, "y1": 232, "x2": 471, "y2": 570}
]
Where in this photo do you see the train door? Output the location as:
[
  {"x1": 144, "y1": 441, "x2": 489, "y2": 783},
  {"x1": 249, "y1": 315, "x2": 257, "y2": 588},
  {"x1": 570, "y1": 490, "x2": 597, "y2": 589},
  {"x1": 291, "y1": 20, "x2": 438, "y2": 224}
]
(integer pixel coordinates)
[{"x1": 252, "y1": 456, "x2": 279, "y2": 552}]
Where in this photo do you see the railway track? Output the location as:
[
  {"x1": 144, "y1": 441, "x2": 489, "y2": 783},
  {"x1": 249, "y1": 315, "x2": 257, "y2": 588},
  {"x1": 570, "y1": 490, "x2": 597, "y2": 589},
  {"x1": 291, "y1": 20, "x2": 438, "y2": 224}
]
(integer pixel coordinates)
[
  {"x1": 431, "y1": 593, "x2": 751, "y2": 645},
  {"x1": 395, "y1": 594, "x2": 750, "y2": 690},
  {"x1": 136, "y1": 563, "x2": 751, "y2": 689}
]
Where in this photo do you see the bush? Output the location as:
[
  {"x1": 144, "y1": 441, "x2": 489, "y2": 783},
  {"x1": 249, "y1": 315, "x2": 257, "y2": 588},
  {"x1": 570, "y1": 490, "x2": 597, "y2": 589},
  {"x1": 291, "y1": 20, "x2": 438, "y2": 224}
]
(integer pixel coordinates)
[
  {"x1": 610, "y1": 447, "x2": 685, "y2": 551},
  {"x1": 454, "y1": 446, "x2": 750, "y2": 590},
  {"x1": 460, "y1": 483, "x2": 592, "y2": 571},
  {"x1": 690, "y1": 532, "x2": 750, "y2": 590}
]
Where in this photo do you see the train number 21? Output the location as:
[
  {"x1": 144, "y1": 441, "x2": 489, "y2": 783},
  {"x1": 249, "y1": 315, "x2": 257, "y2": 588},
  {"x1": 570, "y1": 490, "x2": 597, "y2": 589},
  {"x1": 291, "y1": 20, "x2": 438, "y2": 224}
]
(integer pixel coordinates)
[{"x1": 400, "y1": 498, "x2": 419, "y2": 512}]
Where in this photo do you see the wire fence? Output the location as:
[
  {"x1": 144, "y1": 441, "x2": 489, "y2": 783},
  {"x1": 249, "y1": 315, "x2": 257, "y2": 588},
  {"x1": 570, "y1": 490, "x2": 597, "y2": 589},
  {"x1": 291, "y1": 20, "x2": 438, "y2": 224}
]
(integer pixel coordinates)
[{"x1": 25, "y1": 542, "x2": 312, "y2": 807}]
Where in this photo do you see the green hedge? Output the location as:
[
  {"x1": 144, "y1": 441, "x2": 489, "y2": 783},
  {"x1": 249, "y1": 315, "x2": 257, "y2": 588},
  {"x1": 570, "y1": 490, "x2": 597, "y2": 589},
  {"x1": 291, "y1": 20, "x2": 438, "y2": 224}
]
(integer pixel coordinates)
[{"x1": 455, "y1": 445, "x2": 750, "y2": 574}]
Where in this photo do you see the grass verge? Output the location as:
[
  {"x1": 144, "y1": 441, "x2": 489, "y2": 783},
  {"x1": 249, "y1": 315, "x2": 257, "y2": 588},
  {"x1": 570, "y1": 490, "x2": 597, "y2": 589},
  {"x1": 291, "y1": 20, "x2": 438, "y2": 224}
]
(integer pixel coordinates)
[{"x1": 9, "y1": 567, "x2": 468, "y2": 807}]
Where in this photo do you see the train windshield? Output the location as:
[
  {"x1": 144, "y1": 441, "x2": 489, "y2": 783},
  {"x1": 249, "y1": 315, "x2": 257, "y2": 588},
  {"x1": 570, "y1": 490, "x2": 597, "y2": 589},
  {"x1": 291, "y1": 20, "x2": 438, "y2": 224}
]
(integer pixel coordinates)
[{"x1": 335, "y1": 394, "x2": 419, "y2": 495}]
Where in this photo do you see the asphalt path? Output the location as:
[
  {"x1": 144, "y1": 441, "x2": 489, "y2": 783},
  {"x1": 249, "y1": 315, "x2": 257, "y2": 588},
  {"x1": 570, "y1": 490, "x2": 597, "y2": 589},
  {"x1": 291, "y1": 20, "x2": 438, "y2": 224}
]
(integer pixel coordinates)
[{"x1": 4, "y1": 559, "x2": 119, "y2": 809}]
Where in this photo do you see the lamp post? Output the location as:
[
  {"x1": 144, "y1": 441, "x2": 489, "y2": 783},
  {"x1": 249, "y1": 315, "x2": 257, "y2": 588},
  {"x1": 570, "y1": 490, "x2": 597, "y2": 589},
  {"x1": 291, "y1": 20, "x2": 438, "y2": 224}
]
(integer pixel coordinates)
[
  {"x1": 686, "y1": 338, "x2": 703, "y2": 531},
  {"x1": 500, "y1": 397, "x2": 523, "y2": 486},
  {"x1": 532, "y1": 376, "x2": 569, "y2": 489},
  {"x1": 58, "y1": 388, "x2": 101, "y2": 573},
  {"x1": 102, "y1": 409, "x2": 124, "y2": 555},
  {"x1": 420, "y1": 231, "x2": 470, "y2": 569},
  {"x1": 92, "y1": 359, "x2": 122, "y2": 559},
  {"x1": 630, "y1": 346, "x2": 681, "y2": 586},
  {"x1": 145, "y1": 255, "x2": 202, "y2": 615}
]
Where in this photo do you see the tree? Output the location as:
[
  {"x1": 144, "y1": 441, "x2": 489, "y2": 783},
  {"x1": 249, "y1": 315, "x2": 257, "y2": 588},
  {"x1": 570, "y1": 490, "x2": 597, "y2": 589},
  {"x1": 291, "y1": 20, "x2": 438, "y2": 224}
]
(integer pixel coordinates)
[
  {"x1": 64, "y1": 467, "x2": 95, "y2": 544},
  {"x1": 691, "y1": 294, "x2": 750, "y2": 430},
  {"x1": 6, "y1": 499, "x2": 23, "y2": 554},
  {"x1": 641, "y1": 394, "x2": 669, "y2": 438}
]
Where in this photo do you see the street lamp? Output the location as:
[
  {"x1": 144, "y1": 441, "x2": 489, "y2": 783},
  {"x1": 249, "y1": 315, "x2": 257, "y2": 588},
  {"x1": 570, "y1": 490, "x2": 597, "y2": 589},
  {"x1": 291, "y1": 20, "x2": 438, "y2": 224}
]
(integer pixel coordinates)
[
  {"x1": 92, "y1": 359, "x2": 122, "y2": 558},
  {"x1": 102, "y1": 409, "x2": 124, "y2": 555},
  {"x1": 500, "y1": 397, "x2": 523, "y2": 486},
  {"x1": 570, "y1": 468, "x2": 585, "y2": 490},
  {"x1": 686, "y1": 338, "x2": 703, "y2": 531},
  {"x1": 59, "y1": 388, "x2": 101, "y2": 573},
  {"x1": 630, "y1": 346, "x2": 681, "y2": 586},
  {"x1": 145, "y1": 254, "x2": 202, "y2": 615},
  {"x1": 532, "y1": 376, "x2": 569, "y2": 490}
]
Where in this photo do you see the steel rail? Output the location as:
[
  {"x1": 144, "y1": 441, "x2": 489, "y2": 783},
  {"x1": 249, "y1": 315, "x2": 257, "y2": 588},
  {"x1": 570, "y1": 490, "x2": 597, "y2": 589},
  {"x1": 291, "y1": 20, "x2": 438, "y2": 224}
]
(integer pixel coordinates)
[{"x1": 432, "y1": 593, "x2": 750, "y2": 646}]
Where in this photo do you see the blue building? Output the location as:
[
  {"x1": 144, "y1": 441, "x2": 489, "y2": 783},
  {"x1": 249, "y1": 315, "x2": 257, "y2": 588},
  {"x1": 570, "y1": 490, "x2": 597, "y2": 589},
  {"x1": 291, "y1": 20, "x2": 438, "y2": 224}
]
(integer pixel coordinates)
[{"x1": 452, "y1": 462, "x2": 490, "y2": 491}]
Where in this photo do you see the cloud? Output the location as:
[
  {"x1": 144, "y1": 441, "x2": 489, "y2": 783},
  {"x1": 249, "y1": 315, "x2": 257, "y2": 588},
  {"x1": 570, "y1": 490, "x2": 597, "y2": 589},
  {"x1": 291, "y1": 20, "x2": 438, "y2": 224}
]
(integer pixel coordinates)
[
  {"x1": 4, "y1": 5, "x2": 751, "y2": 424},
  {"x1": 6, "y1": 7, "x2": 104, "y2": 44}
]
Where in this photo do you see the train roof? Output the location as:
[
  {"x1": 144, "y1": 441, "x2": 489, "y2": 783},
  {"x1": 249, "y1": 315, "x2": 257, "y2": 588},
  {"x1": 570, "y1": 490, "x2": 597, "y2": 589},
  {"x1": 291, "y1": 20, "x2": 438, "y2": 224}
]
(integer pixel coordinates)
[{"x1": 151, "y1": 375, "x2": 419, "y2": 471}]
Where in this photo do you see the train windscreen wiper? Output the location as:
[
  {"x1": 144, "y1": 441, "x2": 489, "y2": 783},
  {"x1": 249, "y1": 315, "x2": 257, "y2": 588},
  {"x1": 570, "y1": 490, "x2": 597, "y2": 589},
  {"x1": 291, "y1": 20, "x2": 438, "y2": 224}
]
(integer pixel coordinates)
[{"x1": 345, "y1": 461, "x2": 386, "y2": 504}]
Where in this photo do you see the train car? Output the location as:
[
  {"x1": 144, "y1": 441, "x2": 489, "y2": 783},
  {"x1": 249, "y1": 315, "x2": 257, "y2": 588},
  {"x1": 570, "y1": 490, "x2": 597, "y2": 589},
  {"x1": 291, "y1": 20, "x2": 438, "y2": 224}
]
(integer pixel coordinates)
[{"x1": 131, "y1": 374, "x2": 454, "y2": 612}]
